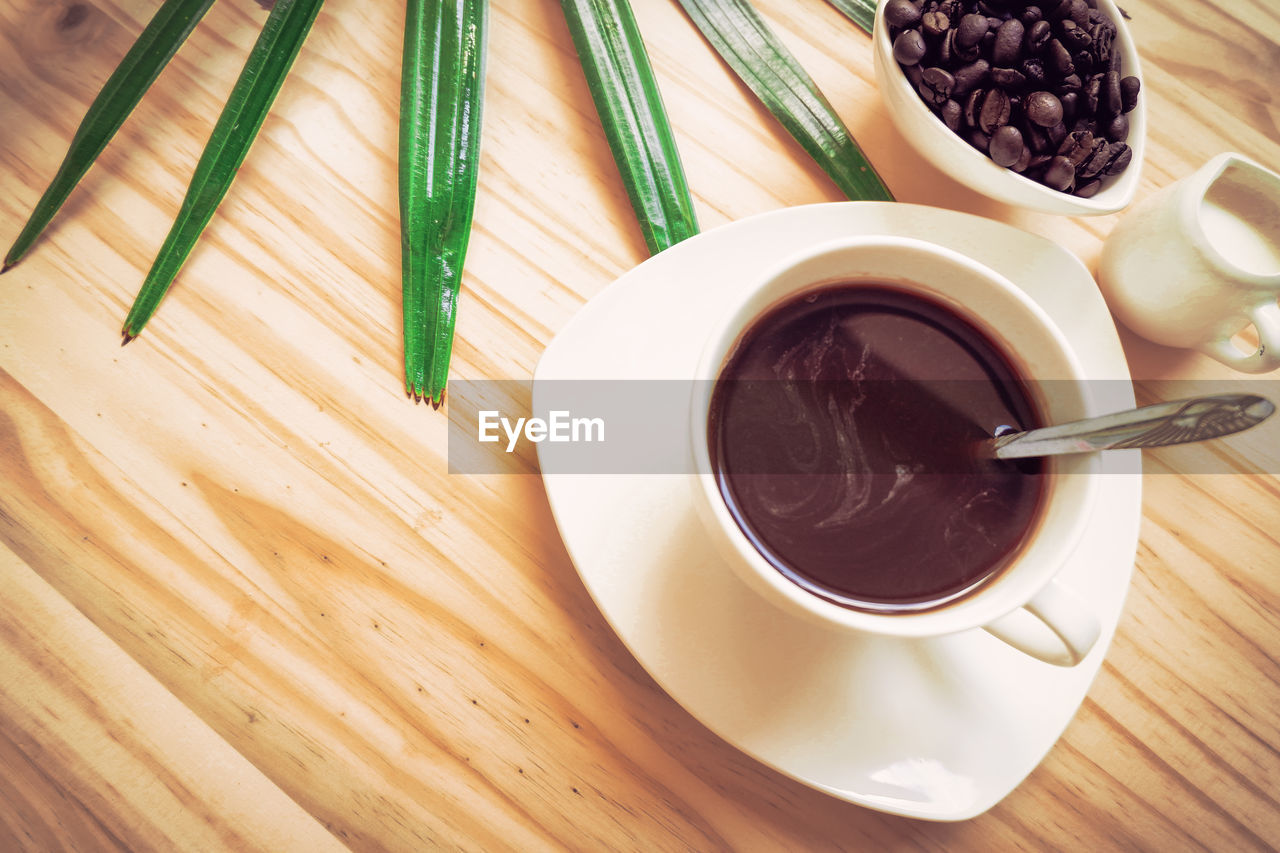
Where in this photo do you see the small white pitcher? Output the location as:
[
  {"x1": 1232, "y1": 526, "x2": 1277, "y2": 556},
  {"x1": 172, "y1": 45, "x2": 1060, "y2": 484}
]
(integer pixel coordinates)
[{"x1": 1099, "y1": 152, "x2": 1280, "y2": 373}]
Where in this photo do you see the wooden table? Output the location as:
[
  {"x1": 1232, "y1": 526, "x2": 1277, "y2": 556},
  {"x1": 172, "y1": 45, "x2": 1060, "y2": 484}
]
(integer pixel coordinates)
[{"x1": 2, "y1": 0, "x2": 1278, "y2": 848}]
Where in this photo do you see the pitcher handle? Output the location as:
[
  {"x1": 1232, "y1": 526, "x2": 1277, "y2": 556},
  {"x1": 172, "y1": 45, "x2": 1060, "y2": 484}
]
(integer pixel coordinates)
[{"x1": 1203, "y1": 301, "x2": 1280, "y2": 373}]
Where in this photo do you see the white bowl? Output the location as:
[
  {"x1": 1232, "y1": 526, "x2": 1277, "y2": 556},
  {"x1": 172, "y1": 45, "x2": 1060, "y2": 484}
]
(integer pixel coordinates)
[{"x1": 873, "y1": 0, "x2": 1146, "y2": 216}]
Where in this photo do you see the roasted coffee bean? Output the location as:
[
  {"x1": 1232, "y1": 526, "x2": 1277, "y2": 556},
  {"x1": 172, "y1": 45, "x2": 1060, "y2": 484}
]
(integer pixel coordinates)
[
  {"x1": 1044, "y1": 156, "x2": 1075, "y2": 190},
  {"x1": 1090, "y1": 20, "x2": 1115, "y2": 66},
  {"x1": 989, "y1": 125, "x2": 1025, "y2": 166},
  {"x1": 1120, "y1": 75, "x2": 1140, "y2": 112},
  {"x1": 952, "y1": 58, "x2": 990, "y2": 96},
  {"x1": 884, "y1": 0, "x2": 922, "y2": 29},
  {"x1": 1048, "y1": 0, "x2": 1072, "y2": 21},
  {"x1": 940, "y1": 98, "x2": 964, "y2": 131},
  {"x1": 920, "y1": 67, "x2": 957, "y2": 105},
  {"x1": 1102, "y1": 69, "x2": 1123, "y2": 116},
  {"x1": 1059, "y1": 20, "x2": 1092, "y2": 50},
  {"x1": 1057, "y1": 73, "x2": 1082, "y2": 94},
  {"x1": 1103, "y1": 142, "x2": 1132, "y2": 174},
  {"x1": 1075, "y1": 178, "x2": 1101, "y2": 197},
  {"x1": 1023, "y1": 120, "x2": 1051, "y2": 153},
  {"x1": 978, "y1": 87, "x2": 1012, "y2": 133},
  {"x1": 922, "y1": 9, "x2": 951, "y2": 37},
  {"x1": 1025, "y1": 90, "x2": 1063, "y2": 126},
  {"x1": 1025, "y1": 19, "x2": 1052, "y2": 52},
  {"x1": 939, "y1": 29, "x2": 957, "y2": 64},
  {"x1": 990, "y1": 66, "x2": 1027, "y2": 88},
  {"x1": 1060, "y1": 90, "x2": 1079, "y2": 123},
  {"x1": 1021, "y1": 57, "x2": 1047, "y2": 86},
  {"x1": 992, "y1": 18, "x2": 1025, "y2": 65},
  {"x1": 957, "y1": 13, "x2": 989, "y2": 48},
  {"x1": 894, "y1": 29, "x2": 929, "y2": 65},
  {"x1": 1043, "y1": 155, "x2": 1076, "y2": 190},
  {"x1": 1021, "y1": 5, "x2": 1044, "y2": 25},
  {"x1": 969, "y1": 129, "x2": 992, "y2": 153},
  {"x1": 904, "y1": 62, "x2": 925, "y2": 89},
  {"x1": 1071, "y1": 115, "x2": 1097, "y2": 135},
  {"x1": 1047, "y1": 39, "x2": 1074, "y2": 76},
  {"x1": 1084, "y1": 73, "x2": 1102, "y2": 114},
  {"x1": 1057, "y1": 129, "x2": 1095, "y2": 165},
  {"x1": 955, "y1": 35, "x2": 982, "y2": 62},
  {"x1": 1078, "y1": 138, "x2": 1111, "y2": 179},
  {"x1": 1067, "y1": 0, "x2": 1089, "y2": 27},
  {"x1": 964, "y1": 88, "x2": 985, "y2": 127},
  {"x1": 1046, "y1": 120, "x2": 1068, "y2": 147},
  {"x1": 1013, "y1": 144, "x2": 1033, "y2": 171},
  {"x1": 1105, "y1": 112, "x2": 1129, "y2": 141}
]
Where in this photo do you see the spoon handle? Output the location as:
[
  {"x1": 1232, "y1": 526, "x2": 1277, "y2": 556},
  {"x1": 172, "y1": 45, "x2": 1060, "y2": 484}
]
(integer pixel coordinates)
[{"x1": 990, "y1": 394, "x2": 1276, "y2": 459}]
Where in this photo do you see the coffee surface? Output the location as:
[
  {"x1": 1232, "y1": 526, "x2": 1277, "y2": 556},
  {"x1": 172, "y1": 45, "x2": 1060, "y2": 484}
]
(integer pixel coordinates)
[{"x1": 709, "y1": 284, "x2": 1046, "y2": 610}]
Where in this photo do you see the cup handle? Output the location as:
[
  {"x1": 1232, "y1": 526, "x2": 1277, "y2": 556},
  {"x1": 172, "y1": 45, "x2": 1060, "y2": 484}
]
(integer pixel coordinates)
[
  {"x1": 982, "y1": 579, "x2": 1102, "y2": 666},
  {"x1": 1202, "y1": 301, "x2": 1280, "y2": 374}
]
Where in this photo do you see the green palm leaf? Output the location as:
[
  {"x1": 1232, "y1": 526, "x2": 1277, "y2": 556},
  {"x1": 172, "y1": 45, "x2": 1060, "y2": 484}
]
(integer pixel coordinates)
[
  {"x1": 561, "y1": 0, "x2": 699, "y2": 255},
  {"x1": 3, "y1": 0, "x2": 217, "y2": 272},
  {"x1": 677, "y1": 0, "x2": 892, "y2": 201},
  {"x1": 7, "y1": 0, "x2": 890, "y2": 405},
  {"x1": 399, "y1": 0, "x2": 489, "y2": 405},
  {"x1": 122, "y1": 0, "x2": 326, "y2": 340},
  {"x1": 824, "y1": 0, "x2": 877, "y2": 35}
]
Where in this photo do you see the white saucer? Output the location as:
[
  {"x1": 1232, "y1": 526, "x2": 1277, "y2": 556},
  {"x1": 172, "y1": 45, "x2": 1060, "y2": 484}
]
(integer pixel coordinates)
[{"x1": 534, "y1": 203, "x2": 1141, "y2": 821}]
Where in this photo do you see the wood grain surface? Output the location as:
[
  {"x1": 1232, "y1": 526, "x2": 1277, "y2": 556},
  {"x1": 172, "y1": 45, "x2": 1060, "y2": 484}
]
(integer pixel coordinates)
[{"x1": 2, "y1": 0, "x2": 1279, "y2": 849}]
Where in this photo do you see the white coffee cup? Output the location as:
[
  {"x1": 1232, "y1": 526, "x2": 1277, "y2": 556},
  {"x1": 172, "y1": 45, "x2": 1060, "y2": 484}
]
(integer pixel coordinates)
[
  {"x1": 1098, "y1": 152, "x2": 1280, "y2": 373},
  {"x1": 688, "y1": 236, "x2": 1103, "y2": 666}
]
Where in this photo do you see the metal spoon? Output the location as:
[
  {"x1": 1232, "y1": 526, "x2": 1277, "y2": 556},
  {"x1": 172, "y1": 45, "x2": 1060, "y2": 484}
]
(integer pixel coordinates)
[{"x1": 986, "y1": 393, "x2": 1276, "y2": 459}]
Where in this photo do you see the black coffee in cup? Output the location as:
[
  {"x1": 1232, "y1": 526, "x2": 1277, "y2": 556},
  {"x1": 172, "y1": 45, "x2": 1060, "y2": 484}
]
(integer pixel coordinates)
[{"x1": 708, "y1": 284, "x2": 1047, "y2": 611}]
